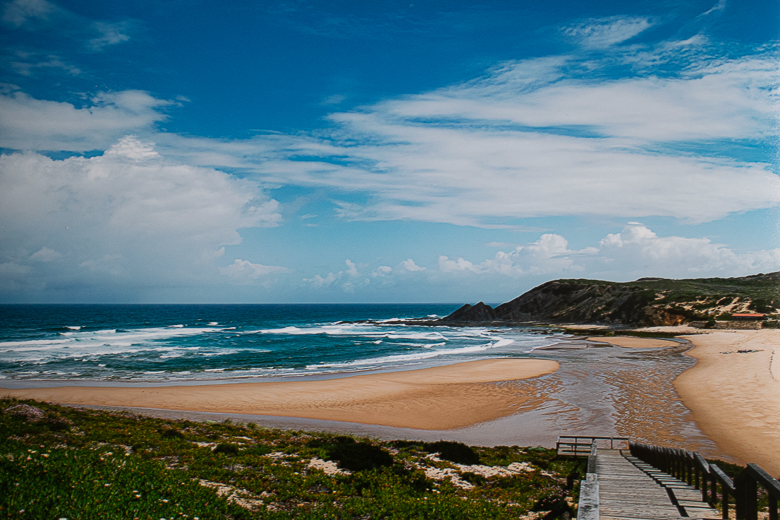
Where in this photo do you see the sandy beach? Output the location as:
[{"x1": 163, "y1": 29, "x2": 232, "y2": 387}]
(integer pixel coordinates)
[
  {"x1": 4, "y1": 329, "x2": 779, "y2": 475},
  {"x1": 1, "y1": 358, "x2": 559, "y2": 430},
  {"x1": 674, "y1": 330, "x2": 780, "y2": 475}
]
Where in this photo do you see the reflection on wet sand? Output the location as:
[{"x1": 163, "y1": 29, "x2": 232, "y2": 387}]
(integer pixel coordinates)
[{"x1": 519, "y1": 339, "x2": 721, "y2": 458}]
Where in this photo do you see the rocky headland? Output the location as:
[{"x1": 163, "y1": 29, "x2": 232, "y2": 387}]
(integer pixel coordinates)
[{"x1": 440, "y1": 272, "x2": 780, "y2": 327}]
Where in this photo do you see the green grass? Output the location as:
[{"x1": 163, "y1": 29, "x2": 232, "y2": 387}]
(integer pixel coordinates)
[{"x1": 0, "y1": 398, "x2": 582, "y2": 519}]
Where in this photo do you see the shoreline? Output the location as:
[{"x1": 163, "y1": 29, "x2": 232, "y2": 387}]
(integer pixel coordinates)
[
  {"x1": 5, "y1": 329, "x2": 778, "y2": 473},
  {"x1": 674, "y1": 330, "x2": 780, "y2": 475},
  {"x1": 1, "y1": 358, "x2": 559, "y2": 431}
]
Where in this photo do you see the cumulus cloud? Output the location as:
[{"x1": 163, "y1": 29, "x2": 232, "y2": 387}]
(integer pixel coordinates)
[
  {"x1": 594, "y1": 223, "x2": 780, "y2": 277},
  {"x1": 345, "y1": 259, "x2": 359, "y2": 277},
  {"x1": 438, "y1": 224, "x2": 780, "y2": 281},
  {"x1": 0, "y1": 136, "x2": 282, "y2": 297},
  {"x1": 399, "y1": 259, "x2": 425, "y2": 272},
  {"x1": 300, "y1": 224, "x2": 780, "y2": 298},
  {"x1": 372, "y1": 265, "x2": 392, "y2": 277},
  {"x1": 439, "y1": 234, "x2": 591, "y2": 277},
  {"x1": 302, "y1": 271, "x2": 340, "y2": 288}
]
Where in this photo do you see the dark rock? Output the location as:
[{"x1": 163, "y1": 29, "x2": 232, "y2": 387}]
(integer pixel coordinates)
[{"x1": 438, "y1": 302, "x2": 496, "y2": 323}]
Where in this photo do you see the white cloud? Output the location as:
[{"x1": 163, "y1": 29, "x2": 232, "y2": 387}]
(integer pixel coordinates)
[
  {"x1": 0, "y1": 88, "x2": 171, "y2": 152},
  {"x1": 219, "y1": 259, "x2": 291, "y2": 284},
  {"x1": 3, "y1": 0, "x2": 133, "y2": 51},
  {"x1": 79, "y1": 254, "x2": 123, "y2": 275},
  {"x1": 89, "y1": 21, "x2": 131, "y2": 50},
  {"x1": 439, "y1": 234, "x2": 589, "y2": 277},
  {"x1": 0, "y1": 137, "x2": 282, "y2": 295},
  {"x1": 700, "y1": 0, "x2": 727, "y2": 17},
  {"x1": 437, "y1": 224, "x2": 780, "y2": 281},
  {"x1": 438, "y1": 256, "x2": 479, "y2": 273},
  {"x1": 10, "y1": 54, "x2": 81, "y2": 76},
  {"x1": 29, "y1": 246, "x2": 61, "y2": 262},
  {"x1": 2, "y1": 40, "x2": 777, "y2": 228},
  {"x1": 104, "y1": 135, "x2": 160, "y2": 161},
  {"x1": 594, "y1": 223, "x2": 780, "y2": 276},
  {"x1": 399, "y1": 258, "x2": 425, "y2": 271},
  {"x1": 345, "y1": 259, "x2": 359, "y2": 276},
  {"x1": 234, "y1": 49, "x2": 779, "y2": 225},
  {"x1": 372, "y1": 265, "x2": 392, "y2": 277},
  {"x1": 2, "y1": 0, "x2": 55, "y2": 27},
  {"x1": 563, "y1": 16, "x2": 653, "y2": 48},
  {"x1": 302, "y1": 272, "x2": 340, "y2": 288}
]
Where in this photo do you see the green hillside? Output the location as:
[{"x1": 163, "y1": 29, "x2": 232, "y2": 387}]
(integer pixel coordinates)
[{"x1": 442, "y1": 272, "x2": 780, "y2": 326}]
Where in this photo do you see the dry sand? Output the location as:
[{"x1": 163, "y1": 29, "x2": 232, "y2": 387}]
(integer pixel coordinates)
[
  {"x1": 1, "y1": 358, "x2": 559, "y2": 431},
  {"x1": 675, "y1": 330, "x2": 780, "y2": 475}
]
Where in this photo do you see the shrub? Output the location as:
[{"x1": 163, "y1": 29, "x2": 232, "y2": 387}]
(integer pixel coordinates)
[
  {"x1": 161, "y1": 428, "x2": 184, "y2": 439},
  {"x1": 212, "y1": 443, "x2": 239, "y2": 455},
  {"x1": 424, "y1": 441, "x2": 480, "y2": 465},
  {"x1": 325, "y1": 438, "x2": 394, "y2": 471}
]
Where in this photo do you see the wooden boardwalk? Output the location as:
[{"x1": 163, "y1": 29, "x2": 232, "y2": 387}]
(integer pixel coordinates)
[{"x1": 582, "y1": 449, "x2": 721, "y2": 520}]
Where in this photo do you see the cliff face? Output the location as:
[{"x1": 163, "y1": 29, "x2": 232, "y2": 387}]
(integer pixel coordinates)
[{"x1": 440, "y1": 273, "x2": 780, "y2": 326}]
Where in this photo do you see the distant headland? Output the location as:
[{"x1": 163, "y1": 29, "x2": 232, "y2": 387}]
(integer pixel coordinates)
[{"x1": 440, "y1": 272, "x2": 780, "y2": 328}]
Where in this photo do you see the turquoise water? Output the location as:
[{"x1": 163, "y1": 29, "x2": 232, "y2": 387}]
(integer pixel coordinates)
[{"x1": 0, "y1": 305, "x2": 561, "y2": 382}]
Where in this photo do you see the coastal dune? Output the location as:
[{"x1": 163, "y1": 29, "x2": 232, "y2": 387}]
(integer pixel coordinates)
[{"x1": 3, "y1": 358, "x2": 559, "y2": 430}]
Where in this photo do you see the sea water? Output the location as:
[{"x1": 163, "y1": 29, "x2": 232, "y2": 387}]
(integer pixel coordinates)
[{"x1": 0, "y1": 304, "x2": 561, "y2": 382}]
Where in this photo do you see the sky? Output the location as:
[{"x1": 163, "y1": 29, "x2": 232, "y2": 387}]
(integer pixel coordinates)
[{"x1": 0, "y1": 0, "x2": 778, "y2": 304}]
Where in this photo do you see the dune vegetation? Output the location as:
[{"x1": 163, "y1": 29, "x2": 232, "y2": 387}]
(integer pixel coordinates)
[{"x1": 0, "y1": 398, "x2": 582, "y2": 519}]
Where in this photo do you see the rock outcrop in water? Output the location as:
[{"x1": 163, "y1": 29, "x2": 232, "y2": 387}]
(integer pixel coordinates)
[{"x1": 440, "y1": 272, "x2": 780, "y2": 327}]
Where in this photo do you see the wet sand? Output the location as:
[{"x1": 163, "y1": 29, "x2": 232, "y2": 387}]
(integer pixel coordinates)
[
  {"x1": 586, "y1": 336, "x2": 682, "y2": 349},
  {"x1": 675, "y1": 330, "x2": 780, "y2": 475},
  {"x1": 1, "y1": 358, "x2": 559, "y2": 430}
]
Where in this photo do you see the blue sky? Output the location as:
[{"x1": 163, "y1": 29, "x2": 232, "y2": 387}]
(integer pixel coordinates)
[{"x1": 0, "y1": 0, "x2": 778, "y2": 303}]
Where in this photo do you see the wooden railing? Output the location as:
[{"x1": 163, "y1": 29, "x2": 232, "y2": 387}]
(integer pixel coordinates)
[
  {"x1": 630, "y1": 442, "x2": 780, "y2": 520},
  {"x1": 556, "y1": 435, "x2": 629, "y2": 457}
]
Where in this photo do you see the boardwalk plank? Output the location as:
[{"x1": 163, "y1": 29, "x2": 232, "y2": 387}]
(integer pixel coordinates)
[{"x1": 589, "y1": 449, "x2": 724, "y2": 520}]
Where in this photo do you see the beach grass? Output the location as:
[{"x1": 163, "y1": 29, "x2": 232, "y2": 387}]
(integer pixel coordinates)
[{"x1": 0, "y1": 398, "x2": 581, "y2": 519}]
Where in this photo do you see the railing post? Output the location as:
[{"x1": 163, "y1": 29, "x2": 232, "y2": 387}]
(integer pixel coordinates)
[
  {"x1": 686, "y1": 451, "x2": 694, "y2": 485},
  {"x1": 694, "y1": 452, "x2": 709, "y2": 502},
  {"x1": 735, "y1": 470, "x2": 758, "y2": 520},
  {"x1": 711, "y1": 469, "x2": 718, "y2": 507}
]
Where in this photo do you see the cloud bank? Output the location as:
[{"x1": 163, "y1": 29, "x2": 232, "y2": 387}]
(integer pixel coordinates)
[{"x1": 0, "y1": 136, "x2": 281, "y2": 298}]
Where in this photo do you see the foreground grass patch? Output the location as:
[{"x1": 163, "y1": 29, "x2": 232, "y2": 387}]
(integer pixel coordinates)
[{"x1": 0, "y1": 398, "x2": 582, "y2": 519}]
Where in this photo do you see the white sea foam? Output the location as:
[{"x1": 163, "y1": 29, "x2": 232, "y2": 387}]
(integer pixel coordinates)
[
  {"x1": 0, "y1": 326, "x2": 221, "y2": 360},
  {"x1": 65, "y1": 326, "x2": 81, "y2": 330},
  {"x1": 305, "y1": 341, "x2": 505, "y2": 370},
  {"x1": 208, "y1": 322, "x2": 218, "y2": 326}
]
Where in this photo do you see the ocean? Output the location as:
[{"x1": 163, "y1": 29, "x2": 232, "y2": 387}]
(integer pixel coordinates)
[{"x1": 0, "y1": 304, "x2": 563, "y2": 383}]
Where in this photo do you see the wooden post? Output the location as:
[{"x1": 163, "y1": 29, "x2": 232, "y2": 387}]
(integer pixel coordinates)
[
  {"x1": 711, "y1": 469, "x2": 718, "y2": 506},
  {"x1": 735, "y1": 471, "x2": 758, "y2": 520}
]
